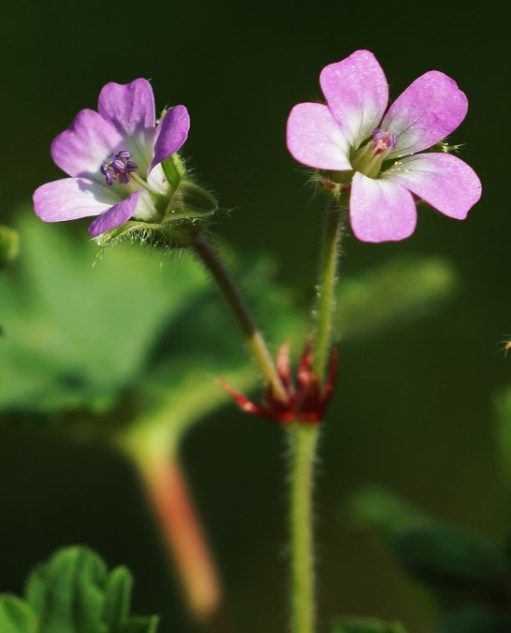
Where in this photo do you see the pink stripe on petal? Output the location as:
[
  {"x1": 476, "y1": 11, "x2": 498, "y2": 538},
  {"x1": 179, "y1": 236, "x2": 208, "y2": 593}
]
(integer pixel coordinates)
[
  {"x1": 149, "y1": 105, "x2": 190, "y2": 173},
  {"x1": 350, "y1": 173, "x2": 417, "y2": 242},
  {"x1": 320, "y1": 50, "x2": 389, "y2": 149},
  {"x1": 33, "y1": 177, "x2": 118, "y2": 222},
  {"x1": 382, "y1": 71, "x2": 468, "y2": 158},
  {"x1": 98, "y1": 79, "x2": 156, "y2": 136},
  {"x1": 51, "y1": 109, "x2": 123, "y2": 179},
  {"x1": 383, "y1": 153, "x2": 482, "y2": 219},
  {"x1": 88, "y1": 190, "x2": 141, "y2": 236},
  {"x1": 286, "y1": 102, "x2": 351, "y2": 170}
]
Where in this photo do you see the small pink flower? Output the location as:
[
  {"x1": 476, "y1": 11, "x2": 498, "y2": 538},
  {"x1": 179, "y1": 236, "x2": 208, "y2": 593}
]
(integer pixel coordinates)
[
  {"x1": 33, "y1": 79, "x2": 190, "y2": 237},
  {"x1": 286, "y1": 50, "x2": 482, "y2": 242}
]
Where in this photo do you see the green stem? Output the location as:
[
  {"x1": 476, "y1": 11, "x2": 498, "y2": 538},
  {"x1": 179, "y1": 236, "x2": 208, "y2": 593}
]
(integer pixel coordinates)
[
  {"x1": 289, "y1": 424, "x2": 320, "y2": 633},
  {"x1": 192, "y1": 234, "x2": 287, "y2": 402},
  {"x1": 313, "y1": 195, "x2": 345, "y2": 382}
]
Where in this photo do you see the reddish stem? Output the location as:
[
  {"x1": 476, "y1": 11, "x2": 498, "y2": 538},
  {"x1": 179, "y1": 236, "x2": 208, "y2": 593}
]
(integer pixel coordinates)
[{"x1": 142, "y1": 454, "x2": 222, "y2": 622}]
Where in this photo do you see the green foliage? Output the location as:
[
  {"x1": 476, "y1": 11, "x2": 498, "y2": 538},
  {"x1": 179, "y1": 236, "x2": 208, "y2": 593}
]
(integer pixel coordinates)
[
  {"x1": 0, "y1": 546, "x2": 158, "y2": 633},
  {"x1": 0, "y1": 596, "x2": 38, "y2": 633},
  {"x1": 333, "y1": 617, "x2": 406, "y2": 633},
  {"x1": 0, "y1": 212, "x2": 300, "y2": 445},
  {"x1": 0, "y1": 225, "x2": 19, "y2": 269},
  {"x1": 389, "y1": 524, "x2": 508, "y2": 601},
  {"x1": 347, "y1": 487, "x2": 511, "y2": 632},
  {"x1": 338, "y1": 256, "x2": 457, "y2": 339},
  {"x1": 437, "y1": 607, "x2": 511, "y2": 633}
]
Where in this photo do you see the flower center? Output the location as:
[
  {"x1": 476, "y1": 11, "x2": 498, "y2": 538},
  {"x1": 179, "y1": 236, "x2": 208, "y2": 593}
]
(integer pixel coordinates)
[
  {"x1": 350, "y1": 128, "x2": 397, "y2": 178},
  {"x1": 101, "y1": 150, "x2": 138, "y2": 186}
]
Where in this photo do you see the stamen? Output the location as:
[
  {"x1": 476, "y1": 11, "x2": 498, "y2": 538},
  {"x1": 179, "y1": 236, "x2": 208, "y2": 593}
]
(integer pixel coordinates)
[{"x1": 101, "y1": 150, "x2": 138, "y2": 186}]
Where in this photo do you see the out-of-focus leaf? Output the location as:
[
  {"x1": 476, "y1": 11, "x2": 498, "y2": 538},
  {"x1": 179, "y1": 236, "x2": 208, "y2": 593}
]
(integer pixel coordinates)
[
  {"x1": 437, "y1": 606, "x2": 510, "y2": 633},
  {"x1": 345, "y1": 485, "x2": 426, "y2": 533},
  {"x1": 23, "y1": 546, "x2": 158, "y2": 633},
  {"x1": 333, "y1": 617, "x2": 406, "y2": 633},
  {"x1": 338, "y1": 256, "x2": 457, "y2": 339},
  {"x1": 390, "y1": 524, "x2": 508, "y2": 604},
  {"x1": 0, "y1": 225, "x2": 19, "y2": 269},
  {"x1": 0, "y1": 211, "x2": 303, "y2": 445},
  {"x1": 494, "y1": 388, "x2": 511, "y2": 490},
  {"x1": 0, "y1": 595, "x2": 38, "y2": 633},
  {"x1": 0, "y1": 212, "x2": 209, "y2": 413}
]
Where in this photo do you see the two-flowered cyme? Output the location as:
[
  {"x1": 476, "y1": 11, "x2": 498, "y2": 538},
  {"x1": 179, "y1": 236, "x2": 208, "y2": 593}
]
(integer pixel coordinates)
[
  {"x1": 287, "y1": 50, "x2": 482, "y2": 242},
  {"x1": 33, "y1": 79, "x2": 216, "y2": 240}
]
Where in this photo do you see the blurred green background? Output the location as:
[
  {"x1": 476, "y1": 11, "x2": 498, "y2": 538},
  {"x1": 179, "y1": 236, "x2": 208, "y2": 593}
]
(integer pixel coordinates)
[{"x1": 0, "y1": 1, "x2": 509, "y2": 632}]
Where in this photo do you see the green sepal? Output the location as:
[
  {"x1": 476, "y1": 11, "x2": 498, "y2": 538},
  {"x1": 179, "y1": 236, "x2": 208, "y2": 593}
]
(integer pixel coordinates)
[
  {"x1": 160, "y1": 153, "x2": 187, "y2": 189},
  {"x1": 0, "y1": 596, "x2": 38, "y2": 633},
  {"x1": 0, "y1": 225, "x2": 19, "y2": 268},
  {"x1": 164, "y1": 180, "x2": 218, "y2": 220},
  {"x1": 333, "y1": 617, "x2": 407, "y2": 633},
  {"x1": 389, "y1": 524, "x2": 508, "y2": 603},
  {"x1": 95, "y1": 218, "x2": 206, "y2": 251}
]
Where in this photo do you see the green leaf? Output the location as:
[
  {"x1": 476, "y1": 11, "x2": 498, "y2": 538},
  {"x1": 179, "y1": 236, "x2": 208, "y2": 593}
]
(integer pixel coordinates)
[
  {"x1": 333, "y1": 617, "x2": 406, "y2": 633},
  {"x1": 21, "y1": 546, "x2": 158, "y2": 633},
  {"x1": 0, "y1": 596, "x2": 38, "y2": 633},
  {"x1": 437, "y1": 606, "x2": 511, "y2": 633},
  {"x1": 338, "y1": 256, "x2": 457, "y2": 340},
  {"x1": 345, "y1": 485, "x2": 426, "y2": 533},
  {"x1": 103, "y1": 567, "x2": 132, "y2": 630},
  {"x1": 0, "y1": 225, "x2": 19, "y2": 268},
  {"x1": 25, "y1": 546, "x2": 107, "y2": 633},
  {"x1": 389, "y1": 524, "x2": 508, "y2": 603}
]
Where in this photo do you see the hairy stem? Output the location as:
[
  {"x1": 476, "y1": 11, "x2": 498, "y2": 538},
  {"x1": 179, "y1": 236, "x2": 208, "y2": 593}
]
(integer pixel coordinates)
[
  {"x1": 313, "y1": 195, "x2": 345, "y2": 382},
  {"x1": 289, "y1": 425, "x2": 320, "y2": 633},
  {"x1": 192, "y1": 234, "x2": 287, "y2": 402}
]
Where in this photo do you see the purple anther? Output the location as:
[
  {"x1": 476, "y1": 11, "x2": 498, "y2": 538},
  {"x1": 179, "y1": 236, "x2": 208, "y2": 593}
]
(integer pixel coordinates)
[{"x1": 100, "y1": 150, "x2": 138, "y2": 186}]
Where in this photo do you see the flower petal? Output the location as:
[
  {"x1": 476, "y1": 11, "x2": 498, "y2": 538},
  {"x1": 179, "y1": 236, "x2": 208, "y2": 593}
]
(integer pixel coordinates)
[
  {"x1": 383, "y1": 153, "x2": 481, "y2": 219},
  {"x1": 350, "y1": 173, "x2": 417, "y2": 242},
  {"x1": 98, "y1": 78, "x2": 156, "y2": 136},
  {"x1": 320, "y1": 50, "x2": 388, "y2": 149},
  {"x1": 51, "y1": 109, "x2": 123, "y2": 179},
  {"x1": 286, "y1": 103, "x2": 351, "y2": 170},
  {"x1": 88, "y1": 191, "x2": 142, "y2": 237},
  {"x1": 33, "y1": 177, "x2": 119, "y2": 222},
  {"x1": 382, "y1": 71, "x2": 468, "y2": 157},
  {"x1": 149, "y1": 105, "x2": 190, "y2": 173}
]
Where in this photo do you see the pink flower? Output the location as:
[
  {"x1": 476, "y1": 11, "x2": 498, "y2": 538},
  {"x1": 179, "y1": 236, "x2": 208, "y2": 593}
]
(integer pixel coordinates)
[
  {"x1": 286, "y1": 50, "x2": 481, "y2": 242},
  {"x1": 33, "y1": 79, "x2": 190, "y2": 237}
]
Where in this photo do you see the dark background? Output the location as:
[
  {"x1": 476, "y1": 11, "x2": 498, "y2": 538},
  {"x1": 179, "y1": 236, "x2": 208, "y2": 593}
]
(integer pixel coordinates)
[{"x1": 0, "y1": 2, "x2": 509, "y2": 632}]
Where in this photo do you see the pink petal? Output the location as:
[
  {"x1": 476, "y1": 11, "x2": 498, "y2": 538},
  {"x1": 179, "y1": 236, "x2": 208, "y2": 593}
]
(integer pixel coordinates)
[
  {"x1": 88, "y1": 191, "x2": 141, "y2": 236},
  {"x1": 382, "y1": 71, "x2": 468, "y2": 157},
  {"x1": 51, "y1": 109, "x2": 123, "y2": 178},
  {"x1": 383, "y1": 153, "x2": 482, "y2": 219},
  {"x1": 320, "y1": 50, "x2": 388, "y2": 149},
  {"x1": 98, "y1": 78, "x2": 156, "y2": 136},
  {"x1": 149, "y1": 105, "x2": 190, "y2": 173},
  {"x1": 286, "y1": 103, "x2": 351, "y2": 170},
  {"x1": 350, "y1": 173, "x2": 417, "y2": 242},
  {"x1": 33, "y1": 177, "x2": 119, "y2": 222}
]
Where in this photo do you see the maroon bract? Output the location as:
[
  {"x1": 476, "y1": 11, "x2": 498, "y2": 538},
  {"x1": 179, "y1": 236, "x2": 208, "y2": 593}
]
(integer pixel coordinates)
[{"x1": 218, "y1": 341, "x2": 338, "y2": 424}]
